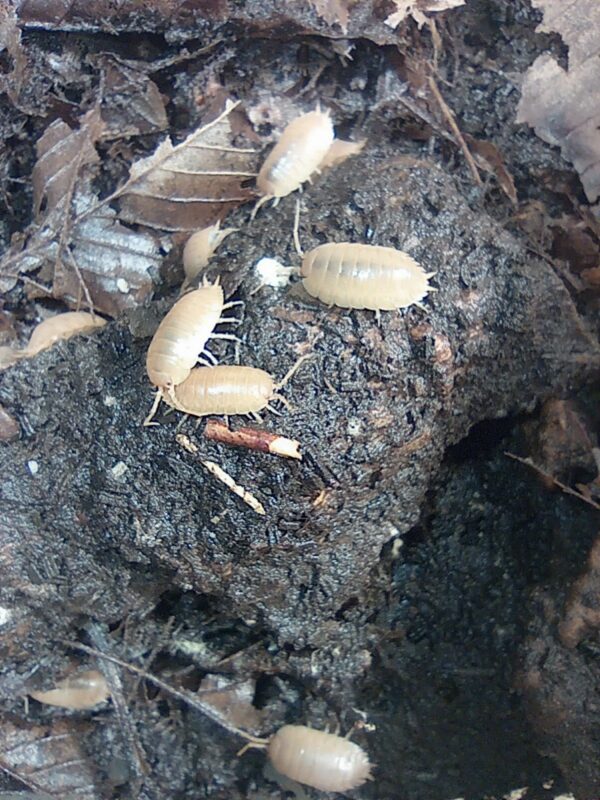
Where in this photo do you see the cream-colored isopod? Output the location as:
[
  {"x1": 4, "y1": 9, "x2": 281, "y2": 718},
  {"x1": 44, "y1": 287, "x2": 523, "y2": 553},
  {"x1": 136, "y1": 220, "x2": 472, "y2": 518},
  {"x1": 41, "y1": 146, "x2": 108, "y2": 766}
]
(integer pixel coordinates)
[
  {"x1": 268, "y1": 726, "x2": 373, "y2": 792},
  {"x1": 29, "y1": 670, "x2": 109, "y2": 710},
  {"x1": 253, "y1": 110, "x2": 334, "y2": 215},
  {"x1": 182, "y1": 222, "x2": 237, "y2": 286},
  {"x1": 144, "y1": 282, "x2": 237, "y2": 425},
  {"x1": 300, "y1": 242, "x2": 435, "y2": 311}
]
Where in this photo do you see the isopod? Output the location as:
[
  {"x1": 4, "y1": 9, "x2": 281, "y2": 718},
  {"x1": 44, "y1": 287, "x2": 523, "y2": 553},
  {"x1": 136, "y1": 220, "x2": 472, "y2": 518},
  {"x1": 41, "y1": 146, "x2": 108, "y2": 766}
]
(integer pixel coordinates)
[
  {"x1": 29, "y1": 670, "x2": 109, "y2": 710},
  {"x1": 253, "y1": 109, "x2": 334, "y2": 216},
  {"x1": 240, "y1": 725, "x2": 373, "y2": 793},
  {"x1": 182, "y1": 221, "x2": 238, "y2": 286},
  {"x1": 165, "y1": 356, "x2": 311, "y2": 419},
  {"x1": 25, "y1": 312, "x2": 106, "y2": 357},
  {"x1": 300, "y1": 242, "x2": 435, "y2": 312},
  {"x1": 145, "y1": 281, "x2": 239, "y2": 424}
]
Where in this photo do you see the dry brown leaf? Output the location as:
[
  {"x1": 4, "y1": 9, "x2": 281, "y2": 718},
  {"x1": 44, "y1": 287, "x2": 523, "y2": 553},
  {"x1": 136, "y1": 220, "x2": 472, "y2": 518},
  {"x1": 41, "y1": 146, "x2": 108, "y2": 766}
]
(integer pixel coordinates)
[
  {"x1": 100, "y1": 58, "x2": 168, "y2": 139},
  {"x1": 118, "y1": 99, "x2": 258, "y2": 232},
  {"x1": 517, "y1": 0, "x2": 600, "y2": 205},
  {"x1": 197, "y1": 674, "x2": 263, "y2": 734},
  {"x1": 32, "y1": 109, "x2": 103, "y2": 220},
  {"x1": 308, "y1": 0, "x2": 351, "y2": 32},
  {"x1": 0, "y1": 1, "x2": 27, "y2": 103},
  {"x1": 0, "y1": 100, "x2": 253, "y2": 314},
  {"x1": 0, "y1": 717, "x2": 99, "y2": 799},
  {"x1": 464, "y1": 134, "x2": 517, "y2": 205},
  {"x1": 385, "y1": 0, "x2": 465, "y2": 29}
]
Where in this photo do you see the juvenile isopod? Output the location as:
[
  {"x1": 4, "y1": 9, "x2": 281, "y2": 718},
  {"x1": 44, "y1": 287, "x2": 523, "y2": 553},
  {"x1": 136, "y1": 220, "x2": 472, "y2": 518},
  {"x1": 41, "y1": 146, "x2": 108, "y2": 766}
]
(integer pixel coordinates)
[
  {"x1": 300, "y1": 242, "x2": 435, "y2": 312},
  {"x1": 144, "y1": 281, "x2": 239, "y2": 424},
  {"x1": 29, "y1": 670, "x2": 109, "y2": 710},
  {"x1": 253, "y1": 109, "x2": 334, "y2": 216},
  {"x1": 182, "y1": 221, "x2": 238, "y2": 286},
  {"x1": 240, "y1": 725, "x2": 373, "y2": 793}
]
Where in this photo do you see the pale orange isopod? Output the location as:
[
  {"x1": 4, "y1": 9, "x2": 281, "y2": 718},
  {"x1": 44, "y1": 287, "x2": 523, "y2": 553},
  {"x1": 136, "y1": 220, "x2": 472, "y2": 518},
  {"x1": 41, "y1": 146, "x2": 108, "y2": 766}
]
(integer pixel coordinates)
[
  {"x1": 167, "y1": 365, "x2": 279, "y2": 418},
  {"x1": 165, "y1": 356, "x2": 311, "y2": 418},
  {"x1": 29, "y1": 670, "x2": 109, "y2": 710},
  {"x1": 146, "y1": 283, "x2": 225, "y2": 389},
  {"x1": 182, "y1": 221, "x2": 238, "y2": 286},
  {"x1": 241, "y1": 725, "x2": 373, "y2": 793},
  {"x1": 300, "y1": 242, "x2": 435, "y2": 311},
  {"x1": 253, "y1": 109, "x2": 334, "y2": 215}
]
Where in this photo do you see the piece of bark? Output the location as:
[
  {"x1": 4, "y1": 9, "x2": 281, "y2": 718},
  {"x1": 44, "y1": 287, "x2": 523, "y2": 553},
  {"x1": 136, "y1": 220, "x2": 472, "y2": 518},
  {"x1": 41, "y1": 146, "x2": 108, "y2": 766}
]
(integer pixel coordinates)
[{"x1": 204, "y1": 418, "x2": 302, "y2": 460}]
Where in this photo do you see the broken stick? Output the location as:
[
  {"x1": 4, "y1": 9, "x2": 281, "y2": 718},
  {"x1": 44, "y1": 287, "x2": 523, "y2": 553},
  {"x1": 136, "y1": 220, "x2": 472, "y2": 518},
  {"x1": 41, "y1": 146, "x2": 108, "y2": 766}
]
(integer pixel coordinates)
[
  {"x1": 176, "y1": 433, "x2": 266, "y2": 515},
  {"x1": 204, "y1": 418, "x2": 302, "y2": 460}
]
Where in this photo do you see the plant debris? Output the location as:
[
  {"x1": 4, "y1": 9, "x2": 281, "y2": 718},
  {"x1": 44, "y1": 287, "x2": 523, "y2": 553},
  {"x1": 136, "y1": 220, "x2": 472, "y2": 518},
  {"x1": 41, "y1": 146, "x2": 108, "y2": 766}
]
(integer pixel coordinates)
[
  {"x1": 384, "y1": 0, "x2": 466, "y2": 30},
  {"x1": 204, "y1": 418, "x2": 302, "y2": 460},
  {"x1": 517, "y1": 0, "x2": 600, "y2": 208}
]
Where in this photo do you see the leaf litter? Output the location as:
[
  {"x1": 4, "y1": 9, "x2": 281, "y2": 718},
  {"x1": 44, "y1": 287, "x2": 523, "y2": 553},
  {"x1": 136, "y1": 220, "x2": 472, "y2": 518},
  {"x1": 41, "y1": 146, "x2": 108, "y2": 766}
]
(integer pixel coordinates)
[
  {"x1": 517, "y1": 0, "x2": 600, "y2": 210},
  {"x1": 0, "y1": 99, "x2": 257, "y2": 315}
]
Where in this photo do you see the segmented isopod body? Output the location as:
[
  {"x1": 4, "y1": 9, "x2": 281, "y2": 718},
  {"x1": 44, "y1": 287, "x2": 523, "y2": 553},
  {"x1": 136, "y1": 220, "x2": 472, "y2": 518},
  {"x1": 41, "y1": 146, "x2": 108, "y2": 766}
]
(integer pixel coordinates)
[
  {"x1": 30, "y1": 670, "x2": 109, "y2": 710},
  {"x1": 267, "y1": 725, "x2": 373, "y2": 792},
  {"x1": 183, "y1": 222, "x2": 237, "y2": 285},
  {"x1": 300, "y1": 242, "x2": 434, "y2": 311},
  {"x1": 146, "y1": 283, "x2": 224, "y2": 389},
  {"x1": 257, "y1": 110, "x2": 334, "y2": 200},
  {"x1": 168, "y1": 365, "x2": 275, "y2": 417},
  {"x1": 25, "y1": 312, "x2": 106, "y2": 356}
]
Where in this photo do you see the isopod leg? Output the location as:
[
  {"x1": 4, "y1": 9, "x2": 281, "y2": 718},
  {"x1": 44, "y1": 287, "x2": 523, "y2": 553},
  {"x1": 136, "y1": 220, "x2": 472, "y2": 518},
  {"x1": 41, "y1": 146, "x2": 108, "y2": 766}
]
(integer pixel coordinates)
[
  {"x1": 276, "y1": 353, "x2": 314, "y2": 389},
  {"x1": 143, "y1": 390, "x2": 163, "y2": 427},
  {"x1": 293, "y1": 198, "x2": 304, "y2": 257},
  {"x1": 250, "y1": 194, "x2": 272, "y2": 221}
]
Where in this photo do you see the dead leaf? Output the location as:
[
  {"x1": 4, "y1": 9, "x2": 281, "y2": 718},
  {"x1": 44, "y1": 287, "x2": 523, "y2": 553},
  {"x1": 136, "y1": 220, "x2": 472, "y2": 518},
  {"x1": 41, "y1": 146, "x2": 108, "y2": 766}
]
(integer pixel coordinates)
[
  {"x1": 99, "y1": 58, "x2": 168, "y2": 139},
  {"x1": 32, "y1": 108, "x2": 103, "y2": 219},
  {"x1": 117, "y1": 99, "x2": 258, "y2": 232},
  {"x1": 1, "y1": 101, "x2": 254, "y2": 314},
  {"x1": 0, "y1": 1, "x2": 27, "y2": 103},
  {"x1": 308, "y1": 0, "x2": 351, "y2": 32},
  {"x1": 0, "y1": 717, "x2": 99, "y2": 799},
  {"x1": 385, "y1": 0, "x2": 465, "y2": 29},
  {"x1": 197, "y1": 674, "x2": 263, "y2": 734},
  {"x1": 464, "y1": 134, "x2": 517, "y2": 205},
  {"x1": 517, "y1": 0, "x2": 600, "y2": 205}
]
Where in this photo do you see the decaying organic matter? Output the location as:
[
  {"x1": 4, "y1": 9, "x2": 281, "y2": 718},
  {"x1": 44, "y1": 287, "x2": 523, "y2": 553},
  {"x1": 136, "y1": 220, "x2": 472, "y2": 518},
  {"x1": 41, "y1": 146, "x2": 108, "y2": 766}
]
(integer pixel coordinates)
[{"x1": 1, "y1": 3, "x2": 600, "y2": 799}]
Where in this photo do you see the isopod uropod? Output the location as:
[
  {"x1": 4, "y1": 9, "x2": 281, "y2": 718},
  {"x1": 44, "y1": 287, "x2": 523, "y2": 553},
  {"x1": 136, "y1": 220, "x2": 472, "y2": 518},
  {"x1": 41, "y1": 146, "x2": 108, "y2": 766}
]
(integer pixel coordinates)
[
  {"x1": 300, "y1": 242, "x2": 435, "y2": 312},
  {"x1": 29, "y1": 670, "x2": 109, "y2": 710},
  {"x1": 241, "y1": 725, "x2": 373, "y2": 793},
  {"x1": 165, "y1": 356, "x2": 311, "y2": 418},
  {"x1": 253, "y1": 110, "x2": 334, "y2": 215}
]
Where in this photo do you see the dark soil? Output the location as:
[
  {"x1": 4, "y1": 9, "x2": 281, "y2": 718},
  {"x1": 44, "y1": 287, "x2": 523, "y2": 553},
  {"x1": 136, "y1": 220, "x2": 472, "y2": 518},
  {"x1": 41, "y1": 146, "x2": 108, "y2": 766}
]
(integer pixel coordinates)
[{"x1": 1, "y1": 2, "x2": 599, "y2": 799}]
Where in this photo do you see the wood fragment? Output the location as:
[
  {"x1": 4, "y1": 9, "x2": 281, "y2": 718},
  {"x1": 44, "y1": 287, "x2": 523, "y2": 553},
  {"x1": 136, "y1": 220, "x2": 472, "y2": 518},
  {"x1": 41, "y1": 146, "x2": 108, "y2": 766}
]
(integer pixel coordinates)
[
  {"x1": 427, "y1": 76, "x2": 483, "y2": 187},
  {"x1": 176, "y1": 433, "x2": 266, "y2": 515},
  {"x1": 204, "y1": 418, "x2": 302, "y2": 460},
  {"x1": 505, "y1": 451, "x2": 600, "y2": 511}
]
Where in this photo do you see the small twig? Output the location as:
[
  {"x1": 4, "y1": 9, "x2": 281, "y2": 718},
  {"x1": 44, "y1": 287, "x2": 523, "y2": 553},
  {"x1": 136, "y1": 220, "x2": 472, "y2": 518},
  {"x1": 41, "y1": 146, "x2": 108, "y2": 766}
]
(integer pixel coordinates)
[
  {"x1": 177, "y1": 433, "x2": 266, "y2": 515},
  {"x1": 87, "y1": 623, "x2": 149, "y2": 786},
  {"x1": 66, "y1": 247, "x2": 95, "y2": 314},
  {"x1": 505, "y1": 452, "x2": 600, "y2": 511},
  {"x1": 62, "y1": 639, "x2": 262, "y2": 742},
  {"x1": 427, "y1": 75, "x2": 483, "y2": 187},
  {"x1": 204, "y1": 419, "x2": 302, "y2": 460}
]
